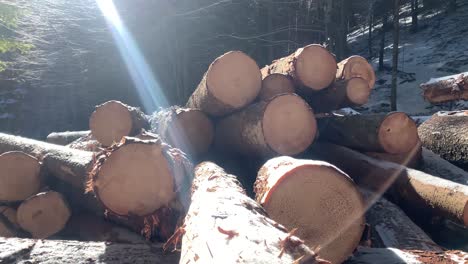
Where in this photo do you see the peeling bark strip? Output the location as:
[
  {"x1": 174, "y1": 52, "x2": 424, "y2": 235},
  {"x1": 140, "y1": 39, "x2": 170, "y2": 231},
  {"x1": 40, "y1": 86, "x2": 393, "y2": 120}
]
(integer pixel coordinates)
[
  {"x1": 336, "y1": 55, "x2": 376, "y2": 90},
  {"x1": 46, "y1": 131, "x2": 91, "y2": 146},
  {"x1": 180, "y1": 161, "x2": 329, "y2": 264},
  {"x1": 255, "y1": 156, "x2": 365, "y2": 264},
  {"x1": 149, "y1": 106, "x2": 214, "y2": 157},
  {"x1": 215, "y1": 93, "x2": 316, "y2": 157},
  {"x1": 186, "y1": 51, "x2": 262, "y2": 117},
  {"x1": 259, "y1": 73, "x2": 296, "y2": 101},
  {"x1": 418, "y1": 111, "x2": 468, "y2": 168},
  {"x1": 309, "y1": 142, "x2": 468, "y2": 227},
  {"x1": 317, "y1": 112, "x2": 420, "y2": 154},
  {"x1": 420, "y1": 73, "x2": 468, "y2": 103},
  {"x1": 306, "y1": 77, "x2": 370, "y2": 113},
  {"x1": 89, "y1": 100, "x2": 149, "y2": 147},
  {"x1": 262, "y1": 44, "x2": 337, "y2": 91}
]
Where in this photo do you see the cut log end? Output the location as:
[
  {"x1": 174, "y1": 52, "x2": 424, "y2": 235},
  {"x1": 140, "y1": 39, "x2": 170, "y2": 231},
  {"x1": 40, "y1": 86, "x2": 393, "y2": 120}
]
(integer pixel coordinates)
[
  {"x1": 263, "y1": 94, "x2": 316, "y2": 155},
  {"x1": 0, "y1": 206, "x2": 18, "y2": 237},
  {"x1": 346, "y1": 77, "x2": 371, "y2": 105},
  {"x1": 296, "y1": 45, "x2": 337, "y2": 91},
  {"x1": 89, "y1": 101, "x2": 135, "y2": 147},
  {"x1": 207, "y1": 51, "x2": 262, "y2": 108},
  {"x1": 256, "y1": 157, "x2": 365, "y2": 264},
  {"x1": 0, "y1": 151, "x2": 41, "y2": 202},
  {"x1": 337, "y1": 55, "x2": 376, "y2": 89},
  {"x1": 92, "y1": 141, "x2": 176, "y2": 217},
  {"x1": 259, "y1": 74, "x2": 295, "y2": 101},
  {"x1": 378, "y1": 112, "x2": 420, "y2": 154},
  {"x1": 17, "y1": 191, "x2": 71, "y2": 239}
]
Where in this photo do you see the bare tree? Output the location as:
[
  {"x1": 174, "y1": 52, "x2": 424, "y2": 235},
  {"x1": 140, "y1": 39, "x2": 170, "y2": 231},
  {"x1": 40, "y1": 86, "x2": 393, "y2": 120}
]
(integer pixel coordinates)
[
  {"x1": 379, "y1": 13, "x2": 388, "y2": 71},
  {"x1": 391, "y1": 0, "x2": 400, "y2": 111},
  {"x1": 368, "y1": 0, "x2": 374, "y2": 58}
]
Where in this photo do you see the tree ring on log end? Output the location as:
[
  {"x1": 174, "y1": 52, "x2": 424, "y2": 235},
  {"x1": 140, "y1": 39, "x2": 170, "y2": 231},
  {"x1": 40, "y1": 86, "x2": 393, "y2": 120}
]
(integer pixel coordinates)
[
  {"x1": 340, "y1": 55, "x2": 376, "y2": 89},
  {"x1": 93, "y1": 143, "x2": 175, "y2": 216},
  {"x1": 89, "y1": 101, "x2": 133, "y2": 147},
  {"x1": 207, "y1": 51, "x2": 262, "y2": 108},
  {"x1": 263, "y1": 94, "x2": 316, "y2": 155},
  {"x1": 295, "y1": 44, "x2": 337, "y2": 90},
  {"x1": 0, "y1": 151, "x2": 41, "y2": 202},
  {"x1": 347, "y1": 77, "x2": 371, "y2": 105},
  {"x1": 378, "y1": 112, "x2": 419, "y2": 154},
  {"x1": 259, "y1": 74, "x2": 295, "y2": 101}
]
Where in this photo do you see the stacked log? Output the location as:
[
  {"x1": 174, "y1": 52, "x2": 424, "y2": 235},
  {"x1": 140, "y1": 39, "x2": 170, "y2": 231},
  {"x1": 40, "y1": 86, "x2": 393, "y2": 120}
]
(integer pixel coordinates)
[
  {"x1": 258, "y1": 73, "x2": 295, "y2": 101},
  {"x1": 46, "y1": 131, "x2": 91, "y2": 145},
  {"x1": 336, "y1": 55, "x2": 376, "y2": 90},
  {"x1": 420, "y1": 72, "x2": 468, "y2": 103}
]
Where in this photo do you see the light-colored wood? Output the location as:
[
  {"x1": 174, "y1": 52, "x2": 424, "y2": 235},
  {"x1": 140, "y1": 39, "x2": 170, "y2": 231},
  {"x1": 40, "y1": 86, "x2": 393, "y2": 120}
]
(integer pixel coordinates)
[
  {"x1": 420, "y1": 73, "x2": 468, "y2": 103},
  {"x1": 259, "y1": 73, "x2": 295, "y2": 101},
  {"x1": 336, "y1": 55, "x2": 376, "y2": 89}
]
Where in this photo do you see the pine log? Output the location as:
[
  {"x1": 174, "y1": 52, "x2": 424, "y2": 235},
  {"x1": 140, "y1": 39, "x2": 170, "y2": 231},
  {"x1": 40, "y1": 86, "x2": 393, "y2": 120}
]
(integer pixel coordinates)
[
  {"x1": 255, "y1": 156, "x2": 365, "y2": 264},
  {"x1": 149, "y1": 106, "x2": 214, "y2": 157},
  {"x1": 308, "y1": 142, "x2": 468, "y2": 227},
  {"x1": 0, "y1": 151, "x2": 41, "y2": 202},
  {"x1": 89, "y1": 100, "x2": 149, "y2": 147},
  {"x1": 215, "y1": 93, "x2": 316, "y2": 157},
  {"x1": 0, "y1": 237, "x2": 179, "y2": 263},
  {"x1": 259, "y1": 73, "x2": 296, "y2": 101},
  {"x1": 420, "y1": 73, "x2": 468, "y2": 103},
  {"x1": 66, "y1": 133, "x2": 102, "y2": 152},
  {"x1": 180, "y1": 161, "x2": 329, "y2": 264},
  {"x1": 418, "y1": 111, "x2": 468, "y2": 168},
  {"x1": 16, "y1": 191, "x2": 71, "y2": 239},
  {"x1": 364, "y1": 142, "x2": 422, "y2": 169},
  {"x1": 317, "y1": 112, "x2": 420, "y2": 154},
  {"x1": 262, "y1": 45, "x2": 336, "y2": 92},
  {"x1": 420, "y1": 147, "x2": 468, "y2": 185},
  {"x1": 46, "y1": 131, "x2": 91, "y2": 145},
  {"x1": 307, "y1": 78, "x2": 370, "y2": 113},
  {"x1": 336, "y1": 56, "x2": 376, "y2": 90},
  {"x1": 0, "y1": 206, "x2": 19, "y2": 237},
  {"x1": 186, "y1": 51, "x2": 262, "y2": 117}
]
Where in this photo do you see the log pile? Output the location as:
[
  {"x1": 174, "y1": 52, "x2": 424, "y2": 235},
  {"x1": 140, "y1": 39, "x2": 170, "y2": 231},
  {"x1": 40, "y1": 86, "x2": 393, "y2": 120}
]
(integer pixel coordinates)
[{"x1": 1, "y1": 44, "x2": 468, "y2": 264}]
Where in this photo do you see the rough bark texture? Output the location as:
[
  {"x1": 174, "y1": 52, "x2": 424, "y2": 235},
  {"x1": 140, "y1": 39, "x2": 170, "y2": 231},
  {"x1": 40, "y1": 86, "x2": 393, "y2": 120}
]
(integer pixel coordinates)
[
  {"x1": 46, "y1": 131, "x2": 91, "y2": 145},
  {"x1": 0, "y1": 237, "x2": 180, "y2": 263},
  {"x1": 0, "y1": 206, "x2": 20, "y2": 238},
  {"x1": 180, "y1": 161, "x2": 329, "y2": 264},
  {"x1": 308, "y1": 142, "x2": 468, "y2": 227},
  {"x1": 418, "y1": 111, "x2": 468, "y2": 168},
  {"x1": 420, "y1": 74, "x2": 468, "y2": 103},
  {"x1": 66, "y1": 133, "x2": 102, "y2": 152},
  {"x1": 317, "y1": 112, "x2": 419, "y2": 154},
  {"x1": 364, "y1": 142, "x2": 422, "y2": 169},
  {"x1": 420, "y1": 147, "x2": 468, "y2": 185}
]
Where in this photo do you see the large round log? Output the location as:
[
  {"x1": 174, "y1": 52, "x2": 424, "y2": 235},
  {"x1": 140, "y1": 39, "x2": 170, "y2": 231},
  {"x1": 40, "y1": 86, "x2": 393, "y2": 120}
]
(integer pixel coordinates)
[
  {"x1": 308, "y1": 142, "x2": 468, "y2": 227},
  {"x1": 17, "y1": 191, "x2": 71, "y2": 239},
  {"x1": 0, "y1": 206, "x2": 19, "y2": 237},
  {"x1": 46, "y1": 131, "x2": 91, "y2": 146},
  {"x1": 336, "y1": 56, "x2": 376, "y2": 90},
  {"x1": 259, "y1": 73, "x2": 296, "y2": 101},
  {"x1": 420, "y1": 73, "x2": 468, "y2": 104},
  {"x1": 418, "y1": 111, "x2": 468, "y2": 168},
  {"x1": 0, "y1": 151, "x2": 41, "y2": 202},
  {"x1": 149, "y1": 106, "x2": 214, "y2": 158},
  {"x1": 89, "y1": 100, "x2": 149, "y2": 147},
  {"x1": 215, "y1": 93, "x2": 316, "y2": 157},
  {"x1": 307, "y1": 78, "x2": 370, "y2": 113},
  {"x1": 186, "y1": 51, "x2": 262, "y2": 117},
  {"x1": 180, "y1": 161, "x2": 329, "y2": 264},
  {"x1": 262, "y1": 44, "x2": 337, "y2": 91},
  {"x1": 317, "y1": 112, "x2": 420, "y2": 154},
  {"x1": 255, "y1": 156, "x2": 365, "y2": 264}
]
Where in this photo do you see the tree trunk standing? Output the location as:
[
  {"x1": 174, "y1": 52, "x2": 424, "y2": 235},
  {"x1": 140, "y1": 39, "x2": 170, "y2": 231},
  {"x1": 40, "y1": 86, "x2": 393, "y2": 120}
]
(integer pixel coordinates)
[
  {"x1": 448, "y1": 0, "x2": 457, "y2": 12},
  {"x1": 411, "y1": 0, "x2": 419, "y2": 32},
  {"x1": 379, "y1": 14, "x2": 388, "y2": 71},
  {"x1": 391, "y1": 0, "x2": 400, "y2": 111},
  {"x1": 368, "y1": 0, "x2": 374, "y2": 59},
  {"x1": 335, "y1": 0, "x2": 348, "y2": 60}
]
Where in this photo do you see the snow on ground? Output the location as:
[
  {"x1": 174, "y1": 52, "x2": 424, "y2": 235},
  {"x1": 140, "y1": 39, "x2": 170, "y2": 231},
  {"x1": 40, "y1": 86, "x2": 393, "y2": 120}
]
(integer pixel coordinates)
[{"x1": 347, "y1": 2, "x2": 468, "y2": 115}]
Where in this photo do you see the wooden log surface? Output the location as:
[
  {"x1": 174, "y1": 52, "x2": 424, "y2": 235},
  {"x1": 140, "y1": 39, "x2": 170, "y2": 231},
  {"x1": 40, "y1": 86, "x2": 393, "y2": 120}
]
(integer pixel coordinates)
[
  {"x1": 420, "y1": 147, "x2": 468, "y2": 185},
  {"x1": 420, "y1": 72, "x2": 468, "y2": 103},
  {"x1": 180, "y1": 161, "x2": 329, "y2": 264},
  {"x1": 258, "y1": 73, "x2": 295, "y2": 101},
  {"x1": 336, "y1": 55, "x2": 376, "y2": 90},
  {"x1": 66, "y1": 133, "x2": 102, "y2": 152},
  {"x1": 46, "y1": 131, "x2": 91, "y2": 146},
  {"x1": 364, "y1": 142, "x2": 422, "y2": 169},
  {"x1": 0, "y1": 206, "x2": 19, "y2": 237}
]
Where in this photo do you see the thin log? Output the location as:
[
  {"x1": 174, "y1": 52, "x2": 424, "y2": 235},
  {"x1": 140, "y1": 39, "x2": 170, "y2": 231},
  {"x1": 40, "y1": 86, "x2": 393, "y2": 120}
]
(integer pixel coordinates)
[
  {"x1": 186, "y1": 51, "x2": 262, "y2": 117},
  {"x1": 420, "y1": 73, "x2": 468, "y2": 103},
  {"x1": 180, "y1": 161, "x2": 329, "y2": 264},
  {"x1": 308, "y1": 142, "x2": 468, "y2": 227},
  {"x1": 259, "y1": 73, "x2": 295, "y2": 101},
  {"x1": 255, "y1": 156, "x2": 365, "y2": 264},
  {"x1": 46, "y1": 131, "x2": 90, "y2": 145},
  {"x1": 215, "y1": 93, "x2": 316, "y2": 157},
  {"x1": 336, "y1": 55, "x2": 376, "y2": 89}
]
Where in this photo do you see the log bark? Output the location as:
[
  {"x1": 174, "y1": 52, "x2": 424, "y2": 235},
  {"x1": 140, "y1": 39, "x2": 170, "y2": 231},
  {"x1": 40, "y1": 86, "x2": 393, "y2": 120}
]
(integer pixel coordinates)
[
  {"x1": 0, "y1": 237, "x2": 180, "y2": 263},
  {"x1": 261, "y1": 44, "x2": 337, "y2": 91},
  {"x1": 180, "y1": 161, "x2": 329, "y2": 264},
  {"x1": 89, "y1": 100, "x2": 149, "y2": 147},
  {"x1": 418, "y1": 111, "x2": 468, "y2": 168},
  {"x1": 186, "y1": 51, "x2": 262, "y2": 117},
  {"x1": 307, "y1": 78, "x2": 370, "y2": 113},
  {"x1": 66, "y1": 133, "x2": 102, "y2": 152},
  {"x1": 215, "y1": 93, "x2": 317, "y2": 157},
  {"x1": 17, "y1": 191, "x2": 71, "y2": 239},
  {"x1": 149, "y1": 106, "x2": 214, "y2": 158},
  {"x1": 317, "y1": 112, "x2": 420, "y2": 154},
  {"x1": 46, "y1": 131, "x2": 91, "y2": 145},
  {"x1": 254, "y1": 156, "x2": 365, "y2": 264},
  {"x1": 420, "y1": 73, "x2": 468, "y2": 103},
  {"x1": 336, "y1": 56, "x2": 376, "y2": 90},
  {"x1": 364, "y1": 142, "x2": 422, "y2": 169},
  {"x1": 420, "y1": 147, "x2": 468, "y2": 185},
  {"x1": 0, "y1": 206, "x2": 19, "y2": 237},
  {"x1": 0, "y1": 151, "x2": 42, "y2": 202},
  {"x1": 308, "y1": 142, "x2": 468, "y2": 227},
  {"x1": 259, "y1": 73, "x2": 295, "y2": 101}
]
